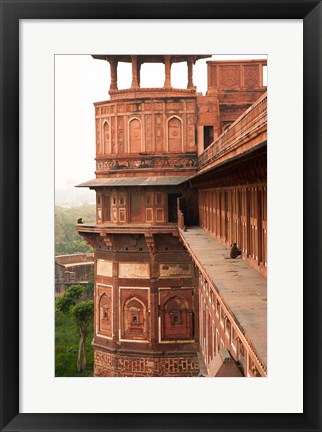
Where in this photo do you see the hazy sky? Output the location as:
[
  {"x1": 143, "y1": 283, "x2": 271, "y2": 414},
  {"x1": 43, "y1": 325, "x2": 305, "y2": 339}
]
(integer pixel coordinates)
[{"x1": 55, "y1": 54, "x2": 267, "y2": 191}]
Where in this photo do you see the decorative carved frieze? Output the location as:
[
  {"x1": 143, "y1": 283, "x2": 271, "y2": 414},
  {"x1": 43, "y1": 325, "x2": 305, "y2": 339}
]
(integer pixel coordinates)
[{"x1": 96, "y1": 155, "x2": 197, "y2": 172}]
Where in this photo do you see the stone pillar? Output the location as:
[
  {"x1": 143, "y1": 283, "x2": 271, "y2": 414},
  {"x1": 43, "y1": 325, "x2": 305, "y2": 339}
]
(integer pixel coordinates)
[
  {"x1": 109, "y1": 58, "x2": 118, "y2": 91},
  {"x1": 137, "y1": 61, "x2": 141, "y2": 87},
  {"x1": 187, "y1": 58, "x2": 194, "y2": 89},
  {"x1": 131, "y1": 55, "x2": 139, "y2": 88},
  {"x1": 164, "y1": 55, "x2": 171, "y2": 88}
]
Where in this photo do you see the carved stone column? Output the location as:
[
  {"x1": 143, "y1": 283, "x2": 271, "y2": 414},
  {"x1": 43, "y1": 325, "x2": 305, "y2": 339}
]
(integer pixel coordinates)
[
  {"x1": 131, "y1": 55, "x2": 139, "y2": 88},
  {"x1": 164, "y1": 55, "x2": 171, "y2": 88},
  {"x1": 137, "y1": 60, "x2": 141, "y2": 87},
  {"x1": 187, "y1": 58, "x2": 194, "y2": 89},
  {"x1": 109, "y1": 58, "x2": 118, "y2": 90}
]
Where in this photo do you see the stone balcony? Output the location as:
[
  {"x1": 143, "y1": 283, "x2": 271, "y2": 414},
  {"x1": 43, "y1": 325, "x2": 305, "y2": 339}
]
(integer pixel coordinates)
[
  {"x1": 76, "y1": 223, "x2": 178, "y2": 235},
  {"x1": 76, "y1": 223, "x2": 180, "y2": 254}
]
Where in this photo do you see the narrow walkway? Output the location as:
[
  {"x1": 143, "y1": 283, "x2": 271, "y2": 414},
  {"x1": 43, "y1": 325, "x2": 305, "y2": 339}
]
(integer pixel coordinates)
[{"x1": 180, "y1": 226, "x2": 267, "y2": 366}]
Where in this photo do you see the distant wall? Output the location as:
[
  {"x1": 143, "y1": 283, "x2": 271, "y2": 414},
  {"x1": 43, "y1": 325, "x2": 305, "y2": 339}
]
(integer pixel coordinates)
[{"x1": 55, "y1": 253, "x2": 94, "y2": 296}]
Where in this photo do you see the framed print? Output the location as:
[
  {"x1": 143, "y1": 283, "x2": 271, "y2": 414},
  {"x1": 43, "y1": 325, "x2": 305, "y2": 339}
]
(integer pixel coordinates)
[{"x1": 0, "y1": 1, "x2": 321, "y2": 431}]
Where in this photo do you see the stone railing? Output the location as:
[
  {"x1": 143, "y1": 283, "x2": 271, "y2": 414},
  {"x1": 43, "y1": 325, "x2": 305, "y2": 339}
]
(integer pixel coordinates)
[
  {"x1": 199, "y1": 273, "x2": 267, "y2": 377},
  {"x1": 198, "y1": 93, "x2": 267, "y2": 170},
  {"x1": 109, "y1": 87, "x2": 196, "y2": 100}
]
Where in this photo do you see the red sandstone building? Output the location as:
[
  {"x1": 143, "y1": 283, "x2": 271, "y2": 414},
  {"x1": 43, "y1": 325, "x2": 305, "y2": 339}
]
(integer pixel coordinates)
[{"x1": 76, "y1": 55, "x2": 267, "y2": 377}]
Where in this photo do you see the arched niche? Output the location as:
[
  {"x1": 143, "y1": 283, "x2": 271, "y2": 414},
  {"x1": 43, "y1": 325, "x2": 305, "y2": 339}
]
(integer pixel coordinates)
[
  {"x1": 123, "y1": 296, "x2": 147, "y2": 339},
  {"x1": 99, "y1": 293, "x2": 112, "y2": 335},
  {"x1": 102, "y1": 120, "x2": 111, "y2": 155},
  {"x1": 167, "y1": 116, "x2": 183, "y2": 152},
  {"x1": 161, "y1": 295, "x2": 193, "y2": 341},
  {"x1": 128, "y1": 117, "x2": 142, "y2": 153}
]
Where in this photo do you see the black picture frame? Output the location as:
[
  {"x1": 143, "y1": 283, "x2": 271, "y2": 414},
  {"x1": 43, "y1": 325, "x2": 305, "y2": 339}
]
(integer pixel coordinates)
[{"x1": 1, "y1": 1, "x2": 321, "y2": 431}]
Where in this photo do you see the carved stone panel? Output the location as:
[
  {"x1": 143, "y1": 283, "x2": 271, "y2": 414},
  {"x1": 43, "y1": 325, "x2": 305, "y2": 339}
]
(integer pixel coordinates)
[
  {"x1": 159, "y1": 263, "x2": 192, "y2": 278},
  {"x1": 166, "y1": 102, "x2": 184, "y2": 110},
  {"x1": 155, "y1": 115, "x2": 163, "y2": 152},
  {"x1": 144, "y1": 103, "x2": 154, "y2": 111},
  {"x1": 111, "y1": 116, "x2": 116, "y2": 153},
  {"x1": 118, "y1": 208, "x2": 126, "y2": 222},
  {"x1": 101, "y1": 106, "x2": 109, "y2": 115},
  {"x1": 243, "y1": 64, "x2": 260, "y2": 88},
  {"x1": 103, "y1": 121, "x2": 110, "y2": 154},
  {"x1": 187, "y1": 125, "x2": 195, "y2": 149},
  {"x1": 96, "y1": 118, "x2": 101, "y2": 153},
  {"x1": 97, "y1": 286, "x2": 113, "y2": 337},
  {"x1": 159, "y1": 288, "x2": 194, "y2": 341},
  {"x1": 187, "y1": 102, "x2": 195, "y2": 110},
  {"x1": 146, "y1": 208, "x2": 153, "y2": 223},
  {"x1": 168, "y1": 117, "x2": 182, "y2": 152},
  {"x1": 145, "y1": 115, "x2": 152, "y2": 152},
  {"x1": 120, "y1": 288, "x2": 150, "y2": 341},
  {"x1": 119, "y1": 262, "x2": 150, "y2": 279},
  {"x1": 130, "y1": 192, "x2": 143, "y2": 223},
  {"x1": 219, "y1": 65, "x2": 240, "y2": 89},
  {"x1": 129, "y1": 118, "x2": 141, "y2": 153},
  {"x1": 117, "y1": 117, "x2": 124, "y2": 153},
  {"x1": 156, "y1": 208, "x2": 164, "y2": 223},
  {"x1": 117, "y1": 104, "x2": 126, "y2": 113},
  {"x1": 97, "y1": 259, "x2": 113, "y2": 277}
]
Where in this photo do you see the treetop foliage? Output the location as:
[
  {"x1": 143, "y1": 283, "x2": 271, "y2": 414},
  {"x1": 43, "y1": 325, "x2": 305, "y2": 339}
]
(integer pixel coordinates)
[
  {"x1": 56, "y1": 283, "x2": 94, "y2": 372},
  {"x1": 71, "y1": 301, "x2": 94, "y2": 332},
  {"x1": 55, "y1": 204, "x2": 95, "y2": 255},
  {"x1": 56, "y1": 284, "x2": 84, "y2": 314}
]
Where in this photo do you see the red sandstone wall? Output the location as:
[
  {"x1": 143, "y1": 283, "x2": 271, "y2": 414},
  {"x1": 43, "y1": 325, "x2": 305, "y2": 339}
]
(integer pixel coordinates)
[
  {"x1": 94, "y1": 97, "x2": 198, "y2": 177},
  {"x1": 89, "y1": 233, "x2": 200, "y2": 377},
  {"x1": 94, "y1": 349, "x2": 199, "y2": 377}
]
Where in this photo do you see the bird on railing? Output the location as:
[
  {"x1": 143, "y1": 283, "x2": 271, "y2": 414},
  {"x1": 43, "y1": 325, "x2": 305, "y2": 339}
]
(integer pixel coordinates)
[
  {"x1": 77, "y1": 218, "x2": 83, "y2": 224},
  {"x1": 230, "y1": 243, "x2": 241, "y2": 259}
]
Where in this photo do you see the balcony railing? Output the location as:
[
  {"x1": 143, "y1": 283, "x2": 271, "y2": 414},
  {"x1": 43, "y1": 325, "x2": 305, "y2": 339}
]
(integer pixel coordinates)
[{"x1": 198, "y1": 93, "x2": 267, "y2": 170}]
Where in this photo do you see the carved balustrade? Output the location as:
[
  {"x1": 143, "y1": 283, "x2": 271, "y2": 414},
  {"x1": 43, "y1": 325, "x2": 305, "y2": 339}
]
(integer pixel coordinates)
[{"x1": 198, "y1": 93, "x2": 267, "y2": 170}]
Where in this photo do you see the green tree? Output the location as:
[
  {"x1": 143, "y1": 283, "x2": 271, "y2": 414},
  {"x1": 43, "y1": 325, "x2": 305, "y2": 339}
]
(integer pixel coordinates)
[
  {"x1": 71, "y1": 301, "x2": 94, "y2": 372},
  {"x1": 56, "y1": 284, "x2": 94, "y2": 373},
  {"x1": 84, "y1": 270, "x2": 94, "y2": 300}
]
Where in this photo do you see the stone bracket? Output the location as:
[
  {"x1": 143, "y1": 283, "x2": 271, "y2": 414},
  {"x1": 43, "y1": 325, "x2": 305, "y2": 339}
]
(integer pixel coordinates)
[
  {"x1": 100, "y1": 233, "x2": 114, "y2": 250},
  {"x1": 78, "y1": 232, "x2": 97, "y2": 248},
  {"x1": 144, "y1": 233, "x2": 156, "y2": 255}
]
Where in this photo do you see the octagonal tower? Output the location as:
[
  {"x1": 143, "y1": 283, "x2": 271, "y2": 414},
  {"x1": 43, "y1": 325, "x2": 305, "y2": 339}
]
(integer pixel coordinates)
[{"x1": 76, "y1": 55, "x2": 210, "y2": 377}]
